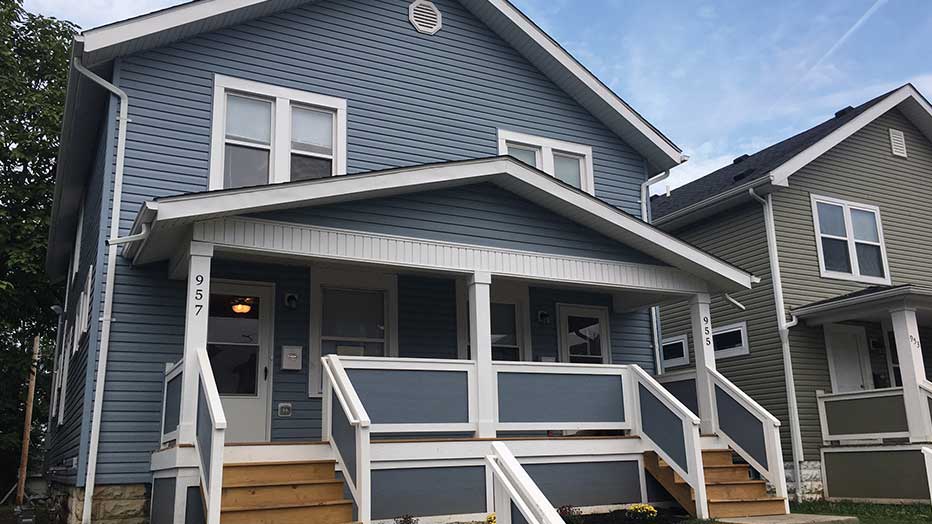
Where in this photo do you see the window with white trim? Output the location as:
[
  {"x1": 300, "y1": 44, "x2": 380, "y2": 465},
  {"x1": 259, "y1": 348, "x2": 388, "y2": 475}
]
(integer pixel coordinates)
[
  {"x1": 661, "y1": 334, "x2": 689, "y2": 369},
  {"x1": 712, "y1": 321, "x2": 749, "y2": 359},
  {"x1": 557, "y1": 304, "x2": 610, "y2": 364},
  {"x1": 210, "y1": 75, "x2": 347, "y2": 190},
  {"x1": 497, "y1": 129, "x2": 594, "y2": 194},
  {"x1": 811, "y1": 195, "x2": 890, "y2": 285}
]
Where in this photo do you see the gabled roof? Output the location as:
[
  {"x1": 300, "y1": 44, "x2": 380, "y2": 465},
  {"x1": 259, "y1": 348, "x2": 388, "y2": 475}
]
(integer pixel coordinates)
[
  {"x1": 124, "y1": 157, "x2": 754, "y2": 292},
  {"x1": 651, "y1": 84, "x2": 932, "y2": 228}
]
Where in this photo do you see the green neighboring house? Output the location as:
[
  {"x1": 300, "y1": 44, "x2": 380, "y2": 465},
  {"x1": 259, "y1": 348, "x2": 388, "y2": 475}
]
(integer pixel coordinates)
[{"x1": 651, "y1": 83, "x2": 932, "y2": 504}]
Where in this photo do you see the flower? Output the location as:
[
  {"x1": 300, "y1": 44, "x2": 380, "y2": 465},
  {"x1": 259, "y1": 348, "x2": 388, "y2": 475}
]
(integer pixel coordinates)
[
  {"x1": 486, "y1": 513, "x2": 496, "y2": 524},
  {"x1": 625, "y1": 503, "x2": 658, "y2": 521}
]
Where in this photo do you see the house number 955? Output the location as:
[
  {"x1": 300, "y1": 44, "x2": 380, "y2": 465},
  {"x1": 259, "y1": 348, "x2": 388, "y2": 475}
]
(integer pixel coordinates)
[{"x1": 703, "y1": 316, "x2": 712, "y2": 346}]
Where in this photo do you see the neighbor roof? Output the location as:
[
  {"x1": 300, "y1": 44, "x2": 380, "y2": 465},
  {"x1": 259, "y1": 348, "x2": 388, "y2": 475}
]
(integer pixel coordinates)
[
  {"x1": 651, "y1": 83, "x2": 932, "y2": 227},
  {"x1": 47, "y1": 0, "x2": 687, "y2": 279}
]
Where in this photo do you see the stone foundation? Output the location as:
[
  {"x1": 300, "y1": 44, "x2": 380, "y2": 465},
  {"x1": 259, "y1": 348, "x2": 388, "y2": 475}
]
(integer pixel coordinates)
[
  {"x1": 49, "y1": 483, "x2": 150, "y2": 524},
  {"x1": 785, "y1": 461, "x2": 824, "y2": 501}
]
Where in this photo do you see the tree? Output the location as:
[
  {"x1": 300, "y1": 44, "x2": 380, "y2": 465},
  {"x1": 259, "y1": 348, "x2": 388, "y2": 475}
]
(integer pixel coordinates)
[{"x1": 0, "y1": 0, "x2": 76, "y2": 493}]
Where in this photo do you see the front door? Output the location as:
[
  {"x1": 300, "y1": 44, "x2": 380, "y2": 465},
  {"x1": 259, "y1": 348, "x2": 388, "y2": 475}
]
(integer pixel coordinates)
[
  {"x1": 557, "y1": 304, "x2": 611, "y2": 364},
  {"x1": 207, "y1": 282, "x2": 274, "y2": 442},
  {"x1": 825, "y1": 324, "x2": 873, "y2": 393}
]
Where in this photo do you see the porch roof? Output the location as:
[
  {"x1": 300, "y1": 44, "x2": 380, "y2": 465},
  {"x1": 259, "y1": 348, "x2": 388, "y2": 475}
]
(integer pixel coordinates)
[
  {"x1": 792, "y1": 284, "x2": 932, "y2": 325},
  {"x1": 123, "y1": 156, "x2": 755, "y2": 292}
]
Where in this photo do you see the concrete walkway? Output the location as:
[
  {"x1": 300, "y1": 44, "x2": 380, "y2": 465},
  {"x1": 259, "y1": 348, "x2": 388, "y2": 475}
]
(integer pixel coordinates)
[{"x1": 715, "y1": 514, "x2": 859, "y2": 524}]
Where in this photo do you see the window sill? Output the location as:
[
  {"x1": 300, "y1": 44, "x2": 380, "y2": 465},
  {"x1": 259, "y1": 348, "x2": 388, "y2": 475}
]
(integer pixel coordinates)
[{"x1": 819, "y1": 270, "x2": 892, "y2": 287}]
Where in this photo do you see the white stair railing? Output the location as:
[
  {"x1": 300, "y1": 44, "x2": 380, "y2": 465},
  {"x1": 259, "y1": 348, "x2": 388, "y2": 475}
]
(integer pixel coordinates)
[
  {"x1": 193, "y1": 346, "x2": 227, "y2": 524},
  {"x1": 486, "y1": 442, "x2": 564, "y2": 524},
  {"x1": 322, "y1": 355, "x2": 372, "y2": 522}
]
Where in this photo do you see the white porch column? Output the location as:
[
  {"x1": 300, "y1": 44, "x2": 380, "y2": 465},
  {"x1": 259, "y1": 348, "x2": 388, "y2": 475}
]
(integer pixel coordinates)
[
  {"x1": 469, "y1": 271, "x2": 496, "y2": 438},
  {"x1": 890, "y1": 307, "x2": 932, "y2": 442},
  {"x1": 178, "y1": 242, "x2": 213, "y2": 444},
  {"x1": 690, "y1": 293, "x2": 717, "y2": 435}
]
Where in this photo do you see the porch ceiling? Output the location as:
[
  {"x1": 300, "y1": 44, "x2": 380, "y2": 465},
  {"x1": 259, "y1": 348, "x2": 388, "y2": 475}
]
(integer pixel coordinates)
[{"x1": 792, "y1": 284, "x2": 932, "y2": 326}]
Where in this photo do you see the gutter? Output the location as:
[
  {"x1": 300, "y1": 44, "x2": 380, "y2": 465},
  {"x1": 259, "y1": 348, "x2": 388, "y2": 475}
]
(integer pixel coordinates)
[
  {"x1": 792, "y1": 285, "x2": 924, "y2": 318},
  {"x1": 641, "y1": 169, "x2": 670, "y2": 374},
  {"x1": 72, "y1": 59, "x2": 130, "y2": 524},
  {"x1": 748, "y1": 188, "x2": 805, "y2": 501},
  {"x1": 654, "y1": 177, "x2": 772, "y2": 228}
]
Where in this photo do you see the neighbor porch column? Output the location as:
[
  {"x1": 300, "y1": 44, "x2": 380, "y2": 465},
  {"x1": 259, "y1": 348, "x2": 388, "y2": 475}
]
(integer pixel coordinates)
[
  {"x1": 178, "y1": 241, "x2": 213, "y2": 444},
  {"x1": 469, "y1": 271, "x2": 496, "y2": 438},
  {"x1": 890, "y1": 307, "x2": 932, "y2": 442},
  {"x1": 690, "y1": 293, "x2": 717, "y2": 435}
]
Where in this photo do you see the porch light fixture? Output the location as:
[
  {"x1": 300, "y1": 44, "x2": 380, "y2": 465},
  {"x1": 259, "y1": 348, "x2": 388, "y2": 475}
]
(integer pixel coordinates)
[{"x1": 231, "y1": 298, "x2": 253, "y2": 314}]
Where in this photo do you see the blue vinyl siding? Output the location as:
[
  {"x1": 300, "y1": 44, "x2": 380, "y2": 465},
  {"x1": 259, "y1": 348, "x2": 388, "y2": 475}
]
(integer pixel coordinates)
[{"x1": 82, "y1": 0, "x2": 658, "y2": 485}]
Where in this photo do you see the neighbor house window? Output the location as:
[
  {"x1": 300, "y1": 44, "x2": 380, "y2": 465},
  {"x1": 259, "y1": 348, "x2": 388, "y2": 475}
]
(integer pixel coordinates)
[
  {"x1": 811, "y1": 195, "x2": 890, "y2": 285},
  {"x1": 712, "y1": 322, "x2": 749, "y2": 359},
  {"x1": 661, "y1": 335, "x2": 689, "y2": 369},
  {"x1": 491, "y1": 303, "x2": 521, "y2": 361},
  {"x1": 210, "y1": 75, "x2": 346, "y2": 190},
  {"x1": 497, "y1": 129, "x2": 594, "y2": 194}
]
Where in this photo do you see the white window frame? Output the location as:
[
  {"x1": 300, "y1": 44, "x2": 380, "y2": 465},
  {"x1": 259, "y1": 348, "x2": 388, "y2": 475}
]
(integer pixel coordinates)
[
  {"x1": 454, "y1": 280, "x2": 532, "y2": 362},
  {"x1": 58, "y1": 323, "x2": 73, "y2": 424},
  {"x1": 308, "y1": 267, "x2": 398, "y2": 397},
  {"x1": 712, "y1": 321, "x2": 749, "y2": 360},
  {"x1": 557, "y1": 304, "x2": 611, "y2": 364},
  {"x1": 661, "y1": 334, "x2": 690, "y2": 369},
  {"x1": 70, "y1": 204, "x2": 84, "y2": 282},
  {"x1": 810, "y1": 194, "x2": 891, "y2": 286},
  {"x1": 497, "y1": 129, "x2": 595, "y2": 195},
  {"x1": 210, "y1": 75, "x2": 347, "y2": 190}
]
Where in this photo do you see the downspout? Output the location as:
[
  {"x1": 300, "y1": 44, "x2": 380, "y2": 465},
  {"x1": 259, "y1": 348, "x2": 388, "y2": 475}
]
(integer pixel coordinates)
[
  {"x1": 749, "y1": 188, "x2": 805, "y2": 501},
  {"x1": 641, "y1": 170, "x2": 670, "y2": 374},
  {"x1": 72, "y1": 59, "x2": 130, "y2": 524}
]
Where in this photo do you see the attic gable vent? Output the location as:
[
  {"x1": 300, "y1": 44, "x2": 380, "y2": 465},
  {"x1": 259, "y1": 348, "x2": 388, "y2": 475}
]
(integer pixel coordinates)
[
  {"x1": 409, "y1": 0, "x2": 442, "y2": 35},
  {"x1": 889, "y1": 128, "x2": 908, "y2": 158}
]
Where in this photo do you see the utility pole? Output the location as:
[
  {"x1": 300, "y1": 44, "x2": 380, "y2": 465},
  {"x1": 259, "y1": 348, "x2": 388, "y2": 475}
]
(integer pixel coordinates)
[{"x1": 16, "y1": 336, "x2": 41, "y2": 507}]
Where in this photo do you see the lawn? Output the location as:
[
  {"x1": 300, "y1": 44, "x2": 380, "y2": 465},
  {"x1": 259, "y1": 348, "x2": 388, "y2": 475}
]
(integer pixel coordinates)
[{"x1": 792, "y1": 501, "x2": 932, "y2": 524}]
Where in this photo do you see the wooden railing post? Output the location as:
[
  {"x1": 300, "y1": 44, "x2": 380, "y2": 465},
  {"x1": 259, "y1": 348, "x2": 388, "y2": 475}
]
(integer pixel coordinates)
[{"x1": 179, "y1": 242, "x2": 213, "y2": 445}]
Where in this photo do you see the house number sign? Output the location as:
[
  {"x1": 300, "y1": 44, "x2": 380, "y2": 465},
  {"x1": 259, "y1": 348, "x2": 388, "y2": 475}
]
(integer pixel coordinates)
[{"x1": 193, "y1": 274, "x2": 206, "y2": 316}]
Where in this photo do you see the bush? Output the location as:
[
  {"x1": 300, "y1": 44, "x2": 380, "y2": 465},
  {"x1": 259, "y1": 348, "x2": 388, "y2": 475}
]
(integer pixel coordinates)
[
  {"x1": 624, "y1": 504, "x2": 658, "y2": 521},
  {"x1": 394, "y1": 515, "x2": 418, "y2": 524},
  {"x1": 558, "y1": 505, "x2": 583, "y2": 524}
]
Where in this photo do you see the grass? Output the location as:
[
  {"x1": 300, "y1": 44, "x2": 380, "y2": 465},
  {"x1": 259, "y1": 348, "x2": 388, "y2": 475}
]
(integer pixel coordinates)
[{"x1": 793, "y1": 500, "x2": 932, "y2": 524}]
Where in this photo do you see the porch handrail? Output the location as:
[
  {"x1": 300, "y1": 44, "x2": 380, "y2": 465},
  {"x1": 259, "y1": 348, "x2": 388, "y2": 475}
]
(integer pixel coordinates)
[
  {"x1": 816, "y1": 387, "x2": 910, "y2": 442},
  {"x1": 486, "y1": 442, "x2": 564, "y2": 524},
  {"x1": 193, "y1": 346, "x2": 226, "y2": 524},
  {"x1": 322, "y1": 355, "x2": 372, "y2": 522},
  {"x1": 920, "y1": 381, "x2": 932, "y2": 397},
  {"x1": 629, "y1": 365, "x2": 708, "y2": 519},
  {"x1": 707, "y1": 367, "x2": 788, "y2": 507},
  {"x1": 653, "y1": 368, "x2": 697, "y2": 383},
  {"x1": 159, "y1": 359, "x2": 184, "y2": 446}
]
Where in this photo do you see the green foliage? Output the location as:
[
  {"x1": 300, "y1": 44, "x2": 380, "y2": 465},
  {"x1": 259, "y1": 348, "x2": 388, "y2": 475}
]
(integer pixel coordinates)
[
  {"x1": 793, "y1": 500, "x2": 932, "y2": 524},
  {"x1": 0, "y1": 0, "x2": 75, "y2": 491}
]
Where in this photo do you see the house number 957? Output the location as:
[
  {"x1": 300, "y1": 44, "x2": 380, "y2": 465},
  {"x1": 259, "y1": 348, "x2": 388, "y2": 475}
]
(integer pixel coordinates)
[{"x1": 193, "y1": 274, "x2": 205, "y2": 316}]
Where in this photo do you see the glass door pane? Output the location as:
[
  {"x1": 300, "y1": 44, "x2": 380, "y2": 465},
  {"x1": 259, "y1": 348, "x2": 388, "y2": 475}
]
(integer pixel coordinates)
[
  {"x1": 560, "y1": 307, "x2": 606, "y2": 364},
  {"x1": 208, "y1": 294, "x2": 261, "y2": 396}
]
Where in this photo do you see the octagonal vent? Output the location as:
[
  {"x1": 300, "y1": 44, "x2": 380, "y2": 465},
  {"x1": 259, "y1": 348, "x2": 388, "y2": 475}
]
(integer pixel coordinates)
[{"x1": 409, "y1": 0, "x2": 442, "y2": 35}]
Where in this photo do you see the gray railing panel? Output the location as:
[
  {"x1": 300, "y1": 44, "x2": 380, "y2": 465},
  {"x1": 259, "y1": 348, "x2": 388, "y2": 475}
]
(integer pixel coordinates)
[
  {"x1": 370, "y1": 466, "x2": 486, "y2": 520},
  {"x1": 163, "y1": 373, "x2": 182, "y2": 435},
  {"x1": 714, "y1": 385, "x2": 767, "y2": 467},
  {"x1": 498, "y1": 373, "x2": 625, "y2": 423},
  {"x1": 824, "y1": 449, "x2": 929, "y2": 500},
  {"x1": 824, "y1": 394, "x2": 908, "y2": 436},
  {"x1": 638, "y1": 384, "x2": 687, "y2": 473},
  {"x1": 347, "y1": 368, "x2": 469, "y2": 424},
  {"x1": 523, "y1": 461, "x2": 641, "y2": 507},
  {"x1": 196, "y1": 383, "x2": 212, "y2": 485},
  {"x1": 661, "y1": 378, "x2": 698, "y2": 416},
  {"x1": 331, "y1": 390, "x2": 357, "y2": 486}
]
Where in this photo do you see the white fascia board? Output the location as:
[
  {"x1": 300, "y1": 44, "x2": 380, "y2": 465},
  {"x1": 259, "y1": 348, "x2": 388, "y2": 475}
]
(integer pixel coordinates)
[
  {"x1": 81, "y1": 0, "x2": 274, "y2": 53},
  {"x1": 138, "y1": 157, "x2": 752, "y2": 291},
  {"x1": 769, "y1": 86, "x2": 920, "y2": 187}
]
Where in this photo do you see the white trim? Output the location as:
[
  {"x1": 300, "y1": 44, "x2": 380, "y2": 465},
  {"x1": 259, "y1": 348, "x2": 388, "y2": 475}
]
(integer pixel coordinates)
[
  {"x1": 660, "y1": 334, "x2": 689, "y2": 369},
  {"x1": 556, "y1": 304, "x2": 611, "y2": 364},
  {"x1": 70, "y1": 204, "x2": 84, "y2": 280},
  {"x1": 889, "y1": 128, "x2": 908, "y2": 157},
  {"x1": 711, "y1": 321, "x2": 749, "y2": 360},
  {"x1": 491, "y1": 280, "x2": 532, "y2": 362},
  {"x1": 497, "y1": 129, "x2": 595, "y2": 195},
  {"x1": 821, "y1": 444, "x2": 932, "y2": 503},
  {"x1": 409, "y1": 0, "x2": 443, "y2": 35},
  {"x1": 823, "y1": 323, "x2": 874, "y2": 393},
  {"x1": 209, "y1": 74, "x2": 347, "y2": 190},
  {"x1": 309, "y1": 267, "x2": 398, "y2": 397},
  {"x1": 810, "y1": 194, "x2": 891, "y2": 286},
  {"x1": 816, "y1": 387, "x2": 909, "y2": 442}
]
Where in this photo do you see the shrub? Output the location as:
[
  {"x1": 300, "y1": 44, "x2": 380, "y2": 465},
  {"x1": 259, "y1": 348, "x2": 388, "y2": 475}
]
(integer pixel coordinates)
[
  {"x1": 557, "y1": 505, "x2": 583, "y2": 524},
  {"x1": 625, "y1": 504, "x2": 658, "y2": 521},
  {"x1": 486, "y1": 513, "x2": 496, "y2": 524},
  {"x1": 394, "y1": 515, "x2": 419, "y2": 524}
]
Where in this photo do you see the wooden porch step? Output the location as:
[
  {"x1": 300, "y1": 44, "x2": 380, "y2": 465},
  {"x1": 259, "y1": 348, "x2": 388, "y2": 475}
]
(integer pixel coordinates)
[
  {"x1": 642, "y1": 451, "x2": 696, "y2": 516},
  {"x1": 707, "y1": 497, "x2": 787, "y2": 518},
  {"x1": 221, "y1": 479, "x2": 346, "y2": 508},
  {"x1": 702, "y1": 449, "x2": 735, "y2": 466},
  {"x1": 222, "y1": 460, "x2": 336, "y2": 486},
  {"x1": 701, "y1": 480, "x2": 768, "y2": 500},
  {"x1": 220, "y1": 500, "x2": 353, "y2": 524}
]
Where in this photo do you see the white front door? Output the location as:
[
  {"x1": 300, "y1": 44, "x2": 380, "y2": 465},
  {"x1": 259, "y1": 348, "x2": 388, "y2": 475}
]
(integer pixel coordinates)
[
  {"x1": 557, "y1": 304, "x2": 611, "y2": 364},
  {"x1": 207, "y1": 282, "x2": 274, "y2": 443},
  {"x1": 825, "y1": 324, "x2": 873, "y2": 393}
]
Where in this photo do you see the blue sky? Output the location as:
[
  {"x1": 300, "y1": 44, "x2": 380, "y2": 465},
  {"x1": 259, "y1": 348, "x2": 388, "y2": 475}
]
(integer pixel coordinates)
[{"x1": 25, "y1": 0, "x2": 932, "y2": 191}]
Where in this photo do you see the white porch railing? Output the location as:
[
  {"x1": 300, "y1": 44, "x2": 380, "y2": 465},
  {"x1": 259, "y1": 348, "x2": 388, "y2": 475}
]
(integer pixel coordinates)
[
  {"x1": 708, "y1": 368, "x2": 788, "y2": 510},
  {"x1": 193, "y1": 346, "x2": 227, "y2": 524},
  {"x1": 486, "y1": 442, "x2": 564, "y2": 524},
  {"x1": 322, "y1": 355, "x2": 372, "y2": 522},
  {"x1": 816, "y1": 387, "x2": 910, "y2": 442}
]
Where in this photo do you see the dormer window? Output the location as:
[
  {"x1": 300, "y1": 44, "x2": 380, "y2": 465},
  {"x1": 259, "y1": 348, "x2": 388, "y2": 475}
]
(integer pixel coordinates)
[
  {"x1": 497, "y1": 129, "x2": 594, "y2": 194},
  {"x1": 210, "y1": 75, "x2": 346, "y2": 190}
]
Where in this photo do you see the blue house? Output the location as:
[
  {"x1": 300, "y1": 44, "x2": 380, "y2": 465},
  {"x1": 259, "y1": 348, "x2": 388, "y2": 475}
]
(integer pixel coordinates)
[{"x1": 44, "y1": 1, "x2": 789, "y2": 523}]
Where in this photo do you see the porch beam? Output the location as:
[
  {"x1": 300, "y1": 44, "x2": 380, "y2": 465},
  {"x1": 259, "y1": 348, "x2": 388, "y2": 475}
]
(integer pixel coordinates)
[
  {"x1": 469, "y1": 271, "x2": 496, "y2": 438},
  {"x1": 178, "y1": 241, "x2": 213, "y2": 444},
  {"x1": 890, "y1": 307, "x2": 932, "y2": 442},
  {"x1": 690, "y1": 293, "x2": 717, "y2": 434}
]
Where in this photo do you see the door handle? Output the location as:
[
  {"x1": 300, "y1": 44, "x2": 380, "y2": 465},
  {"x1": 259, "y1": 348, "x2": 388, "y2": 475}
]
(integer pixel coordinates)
[{"x1": 264, "y1": 366, "x2": 269, "y2": 381}]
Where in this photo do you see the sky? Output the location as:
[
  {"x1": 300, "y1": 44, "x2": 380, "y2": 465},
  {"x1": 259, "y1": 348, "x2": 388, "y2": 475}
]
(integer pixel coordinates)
[{"x1": 24, "y1": 0, "x2": 932, "y2": 192}]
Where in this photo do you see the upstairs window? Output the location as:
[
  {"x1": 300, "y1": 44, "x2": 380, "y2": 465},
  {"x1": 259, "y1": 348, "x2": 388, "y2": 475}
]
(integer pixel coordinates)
[
  {"x1": 661, "y1": 335, "x2": 689, "y2": 369},
  {"x1": 712, "y1": 322, "x2": 749, "y2": 359},
  {"x1": 497, "y1": 129, "x2": 594, "y2": 194},
  {"x1": 210, "y1": 75, "x2": 346, "y2": 190},
  {"x1": 811, "y1": 195, "x2": 890, "y2": 285}
]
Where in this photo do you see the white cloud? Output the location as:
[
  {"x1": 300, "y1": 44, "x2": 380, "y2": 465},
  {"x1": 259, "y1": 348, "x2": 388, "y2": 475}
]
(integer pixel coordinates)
[{"x1": 23, "y1": 0, "x2": 182, "y2": 29}]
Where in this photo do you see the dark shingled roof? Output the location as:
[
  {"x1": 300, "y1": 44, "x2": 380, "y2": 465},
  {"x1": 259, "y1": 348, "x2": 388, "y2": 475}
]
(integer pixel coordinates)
[{"x1": 651, "y1": 86, "x2": 900, "y2": 220}]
